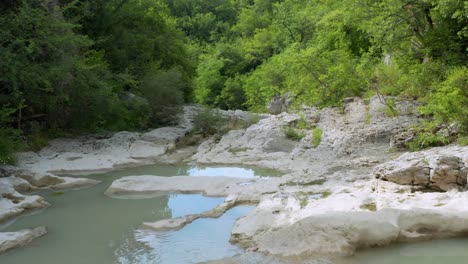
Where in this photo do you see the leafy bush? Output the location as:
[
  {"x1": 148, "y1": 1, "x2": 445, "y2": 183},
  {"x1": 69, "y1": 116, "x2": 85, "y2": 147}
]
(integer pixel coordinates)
[
  {"x1": 420, "y1": 67, "x2": 468, "y2": 134},
  {"x1": 312, "y1": 127, "x2": 322, "y2": 147},
  {"x1": 245, "y1": 113, "x2": 261, "y2": 127},
  {"x1": 383, "y1": 98, "x2": 399, "y2": 118},
  {"x1": 284, "y1": 126, "x2": 305, "y2": 141},
  {"x1": 192, "y1": 108, "x2": 227, "y2": 136},
  {"x1": 458, "y1": 136, "x2": 468, "y2": 146},
  {"x1": 0, "y1": 129, "x2": 24, "y2": 165},
  {"x1": 140, "y1": 67, "x2": 186, "y2": 126},
  {"x1": 406, "y1": 132, "x2": 449, "y2": 151}
]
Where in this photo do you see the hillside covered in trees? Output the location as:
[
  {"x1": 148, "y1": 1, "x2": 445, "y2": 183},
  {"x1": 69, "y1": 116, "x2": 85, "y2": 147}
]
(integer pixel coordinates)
[{"x1": 1, "y1": 0, "x2": 467, "y2": 163}]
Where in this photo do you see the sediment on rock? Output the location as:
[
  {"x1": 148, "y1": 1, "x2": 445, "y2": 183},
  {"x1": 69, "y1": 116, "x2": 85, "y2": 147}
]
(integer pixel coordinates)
[
  {"x1": 0, "y1": 180, "x2": 50, "y2": 223},
  {"x1": 142, "y1": 197, "x2": 255, "y2": 231},
  {"x1": 0, "y1": 227, "x2": 47, "y2": 254}
]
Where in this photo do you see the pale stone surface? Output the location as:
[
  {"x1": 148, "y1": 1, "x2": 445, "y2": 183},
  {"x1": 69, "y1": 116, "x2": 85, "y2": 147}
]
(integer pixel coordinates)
[
  {"x1": 50, "y1": 177, "x2": 100, "y2": 190},
  {"x1": 0, "y1": 185, "x2": 49, "y2": 223},
  {"x1": 0, "y1": 176, "x2": 34, "y2": 193},
  {"x1": 14, "y1": 171, "x2": 64, "y2": 187},
  {"x1": 7, "y1": 98, "x2": 468, "y2": 260},
  {"x1": 201, "y1": 252, "x2": 290, "y2": 264},
  {"x1": 105, "y1": 98, "x2": 468, "y2": 260},
  {"x1": 373, "y1": 145, "x2": 468, "y2": 191},
  {"x1": 0, "y1": 227, "x2": 47, "y2": 254},
  {"x1": 230, "y1": 190, "x2": 468, "y2": 258},
  {"x1": 105, "y1": 176, "x2": 283, "y2": 201},
  {"x1": 143, "y1": 198, "x2": 239, "y2": 231},
  {"x1": 14, "y1": 108, "x2": 197, "y2": 174},
  {"x1": 141, "y1": 127, "x2": 187, "y2": 145}
]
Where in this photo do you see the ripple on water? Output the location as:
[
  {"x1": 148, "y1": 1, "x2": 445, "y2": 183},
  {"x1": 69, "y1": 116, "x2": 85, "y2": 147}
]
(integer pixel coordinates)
[
  {"x1": 115, "y1": 206, "x2": 254, "y2": 264},
  {"x1": 0, "y1": 164, "x2": 261, "y2": 264}
]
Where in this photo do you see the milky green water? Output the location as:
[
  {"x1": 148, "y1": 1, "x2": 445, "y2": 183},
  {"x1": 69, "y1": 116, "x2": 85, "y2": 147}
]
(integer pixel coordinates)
[
  {"x1": 6, "y1": 163, "x2": 466, "y2": 264},
  {"x1": 0, "y1": 164, "x2": 266, "y2": 264}
]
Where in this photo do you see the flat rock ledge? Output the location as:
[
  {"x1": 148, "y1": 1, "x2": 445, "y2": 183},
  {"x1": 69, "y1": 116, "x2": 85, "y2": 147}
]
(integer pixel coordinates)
[
  {"x1": 0, "y1": 170, "x2": 99, "y2": 224},
  {"x1": 14, "y1": 105, "x2": 253, "y2": 175},
  {"x1": 143, "y1": 197, "x2": 241, "y2": 231},
  {"x1": 230, "y1": 190, "x2": 468, "y2": 259},
  {"x1": 105, "y1": 175, "x2": 284, "y2": 201},
  {"x1": 0, "y1": 227, "x2": 47, "y2": 254},
  {"x1": 373, "y1": 145, "x2": 468, "y2": 191},
  {"x1": 0, "y1": 178, "x2": 50, "y2": 223}
]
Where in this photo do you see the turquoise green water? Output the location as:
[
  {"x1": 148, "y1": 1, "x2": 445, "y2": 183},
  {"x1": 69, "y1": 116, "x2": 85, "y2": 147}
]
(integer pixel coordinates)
[{"x1": 0, "y1": 164, "x2": 260, "y2": 264}]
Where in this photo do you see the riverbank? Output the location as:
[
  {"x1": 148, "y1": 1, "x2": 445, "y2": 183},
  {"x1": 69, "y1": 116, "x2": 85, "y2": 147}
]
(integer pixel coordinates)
[{"x1": 1, "y1": 99, "x2": 467, "y2": 262}]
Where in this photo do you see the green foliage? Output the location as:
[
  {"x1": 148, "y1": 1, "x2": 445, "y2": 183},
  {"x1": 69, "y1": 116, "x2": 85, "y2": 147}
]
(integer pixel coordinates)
[
  {"x1": 192, "y1": 108, "x2": 227, "y2": 136},
  {"x1": 141, "y1": 67, "x2": 186, "y2": 126},
  {"x1": 174, "y1": 0, "x2": 466, "y2": 124},
  {"x1": 383, "y1": 98, "x2": 399, "y2": 118},
  {"x1": 295, "y1": 115, "x2": 308, "y2": 130},
  {"x1": 27, "y1": 123, "x2": 50, "y2": 152},
  {"x1": 194, "y1": 52, "x2": 226, "y2": 106},
  {"x1": 458, "y1": 136, "x2": 468, "y2": 146},
  {"x1": 218, "y1": 75, "x2": 248, "y2": 110},
  {"x1": 0, "y1": 128, "x2": 24, "y2": 165},
  {"x1": 420, "y1": 67, "x2": 468, "y2": 134},
  {"x1": 0, "y1": 0, "x2": 194, "y2": 162},
  {"x1": 0, "y1": 0, "x2": 466, "y2": 161},
  {"x1": 406, "y1": 132, "x2": 450, "y2": 151},
  {"x1": 283, "y1": 126, "x2": 305, "y2": 142},
  {"x1": 245, "y1": 113, "x2": 261, "y2": 127},
  {"x1": 311, "y1": 127, "x2": 322, "y2": 147},
  {"x1": 404, "y1": 121, "x2": 451, "y2": 151}
]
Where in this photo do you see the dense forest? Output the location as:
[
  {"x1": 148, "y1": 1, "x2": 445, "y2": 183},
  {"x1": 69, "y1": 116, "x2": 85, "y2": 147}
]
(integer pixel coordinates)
[{"x1": 0, "y1": 0, "x2": 467, "y2": 164}]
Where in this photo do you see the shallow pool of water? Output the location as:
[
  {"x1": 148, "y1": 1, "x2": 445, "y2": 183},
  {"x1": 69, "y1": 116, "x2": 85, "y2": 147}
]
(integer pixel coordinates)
[
  {"x1": 103, "y1": 163, "x2": 282, "y2": 178},
  {"x1": 0, "y1": 164, "x2": 262, "y2": 264}
]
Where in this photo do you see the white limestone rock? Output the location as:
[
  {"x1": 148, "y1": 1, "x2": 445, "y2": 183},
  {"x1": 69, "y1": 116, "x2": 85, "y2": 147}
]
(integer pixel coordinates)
[{"x1": 0, "y1": 227, "x2": 47, "y2": 254}]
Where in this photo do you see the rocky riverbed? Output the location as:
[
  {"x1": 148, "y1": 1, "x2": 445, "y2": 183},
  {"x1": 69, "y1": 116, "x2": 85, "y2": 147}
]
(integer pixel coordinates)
[{"x1": 1, "y1": 97, "x2": 467, "y2": 262}]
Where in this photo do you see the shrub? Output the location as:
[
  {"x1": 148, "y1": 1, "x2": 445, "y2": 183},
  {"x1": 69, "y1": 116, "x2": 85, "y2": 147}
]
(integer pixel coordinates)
[
  {"x1": 284, "y1": 126, "x2": 305, "y2": 141},
  {"x1": 192, "y1": 108, "x2": 227, "y2": 136},
  {"x1": 420, "y1": 67, "x2": 468, "y2": 134},
  {"x1": 140, "y1": 67, "x2": 186, "y2": 126},
  {"x1": 312, "y1": 127, "x2": 322, "y2": 147},
  {"x1": 406, "y1": 132, "x2": 449, "y2": 151},
  {"x1": 0, "y1": 128, "x2": 24, "y2": 165},
  {"x1": 383, "y1": 98, "x2": 399, "y2": 117},
  {"x1": 458, "y1": 136, "x2": 468, "y2": 146},
  {"x1": 245, "y1": 113, "x2": 261, "y2": 127}
]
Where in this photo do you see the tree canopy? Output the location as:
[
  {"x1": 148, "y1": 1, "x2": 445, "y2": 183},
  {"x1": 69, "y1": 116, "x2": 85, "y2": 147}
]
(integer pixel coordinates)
[{"x1": 0, "y1": 0, "x2": 467, "y2": 163}]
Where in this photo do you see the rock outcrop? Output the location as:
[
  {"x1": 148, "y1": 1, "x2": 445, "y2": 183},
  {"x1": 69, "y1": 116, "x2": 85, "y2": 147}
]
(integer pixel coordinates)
[
  {"x1": 373, "y1": 145, "x2": 468, "y2": 191},
  {"x1": 229, "y1": 189, "x2": 468, "y2": 258},
  {"x1": 193, "y1": 96, "x2": 420, "y2": 176},
  {"x1": 105, "y1": 175, "x2": 283, "y2": 201},
  {"x1": 13, "y1": 105, "x2": 256, "y2": 174},
  {"x1": 103, "y1": 97, "x2": 468, "y2": 261},
  {"x1": 7, "y1": 97, "x2": 468, "y2": 261},
  {"x1": 267, "y1": 94, "x2": 291, "y2": 115},
  {"x1": 0, "y1": 227, "x2": 47, "y2": 254},
  {"x1": 142, "y1": 197, "x2": 239, "y2": 231},
  {"x1": 0, "y1": 177, "x2": 50, "y2": 223}
]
